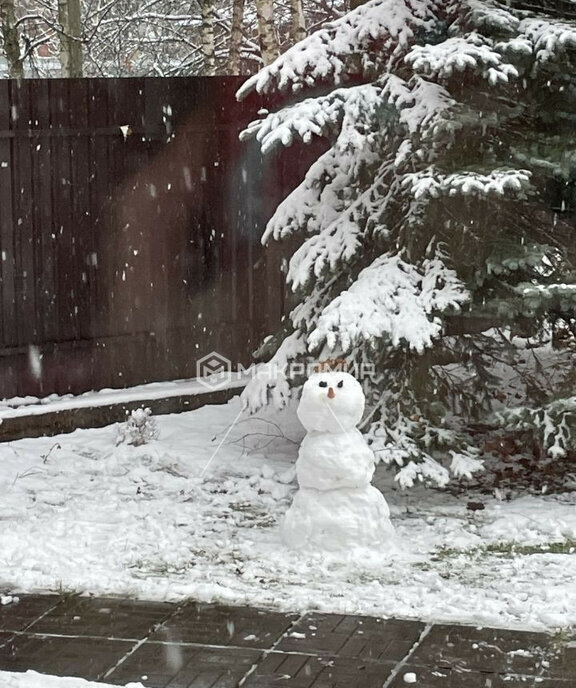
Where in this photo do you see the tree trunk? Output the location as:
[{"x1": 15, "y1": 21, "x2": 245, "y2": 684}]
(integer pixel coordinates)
[
  {"x1": 201, "y1": 0, "x2": 216, "y2": 76},
  {"x1": 255, "y1": 0, "x2": 279, "y2": 66},
  {"x1": 0, "y1": 0, "x2": 22, "y2": 78},
  {"x1": 228, "y1": 0, "x2": 245, "y2": 75},
  {"x1": 58, "y1": 0, "x2": 83, "y2": 77},
  {"x1": 289, "y1": 0, "x2": 306, "y2": 44}
]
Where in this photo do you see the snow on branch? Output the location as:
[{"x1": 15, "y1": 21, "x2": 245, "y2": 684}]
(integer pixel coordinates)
[
  {"x1": 259, "y1": 77, "x2": 459, "y2": 247},
  {"x1": 382, "y1": 74, "x2": 458, "y2": 139},
  {"x1": 336, "y1": 85, "x2": 385, "y2": 152},
  {"x1": 497, "y1": 400, "x2": 576, "y2": 460},
  {"x1": 484, "y1": 243, "x2": 556, "y2": 277},
  {"x1": 514, "y1": 282, "x2": 576, "y2": 314},
  {"x1": 406, "y1": 34, "x2": 519, "y2": 85},
  {"x1": 516, "y1": 283, "x2": 576, "y2": 297},
  {"x1": 291, "y1": 280, "x2": 337, "y2": 330},
  {"x1": 288, "y1": 220, "x2": 361, "y2": 289},
  {"x1": 261, "y1": 110, "x2": 388, "y2": 245},
  {"x1": 236, "y1": 0, "x2": 443, "y2": 99},
  {"x1": 367, "y1": 411, "x2": 478, "y2": 487},
  {"x1": 494, "y1": 36, "x2": 533, "y2": 60},
  {"x1": 241, "y1": 331, "x2": 307, "y2": 412},
  {"x1": 286, "y1": 167, "x2": 393, "y2": 289},
  {"x1": 261, "y1": 147, "x2": 353, "y2": 244},
  {"x1": 396, "y1": 454, "x2": 450, "y2": 488},
  {"x1": 240, "y1": 83, "x2": 382, "y2": 154},
  {"x1": 453, "y1": 0, "x2": 520, "y2": 36},
  {"x1": 449, "y1": 449, "x2": 484, "y2": 479},
  {"x1": 403, "y1": 168, "x2": 532, "y2": 200},
  {"x1": 252, "y1": 78, "x2": 461, "y2": 247},
  {"x1": 307, "y1": 252, "x2": 469, "y2": 354},
  {"x1": 520, "y1": 17, "x2": 576, "y2": 63},
  {"x1": 421, "y1": 251, "x2": 469, "y2": 312}
]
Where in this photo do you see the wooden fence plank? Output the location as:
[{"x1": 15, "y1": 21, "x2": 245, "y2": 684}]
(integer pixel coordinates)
[
  {"x1": 87, "y1": 78, "x2": 111, "y2": 342},
  {"x1": 0, "y1": 81, "x2": 14, "y2": 351},
  {"x1": 31, "y1": 79, "x2": 57, "y2": 347},
  {"x1": 50, "y1": 79, "x2": 77, "y2": 344},
  {"x1": 12, "y1": 80, "x2": 37, "y2": 352},
  {"x1": 0, "y1": 76, "x2": 314, "y2": 397}
]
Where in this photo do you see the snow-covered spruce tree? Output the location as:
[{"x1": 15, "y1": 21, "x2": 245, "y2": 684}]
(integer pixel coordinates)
[{"x1": 237, "y1": 0, "x2": 576, "y2": 487}]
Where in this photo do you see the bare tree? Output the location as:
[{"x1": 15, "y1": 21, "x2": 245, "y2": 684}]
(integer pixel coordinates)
[
  {"x1": 200, "y1": 0, "x2": 215, "y2": 74},
  {"x1": 8, "y1": 0, "x2": 344, "y2": 78},
  {"x1": 254, "y1": 0, "x2": 278, "y2": 65},
  {"x1": 228, "y1": 0, "x2": 244, "y2": 74},
  {"x1": 0, "y1": 0, "x2": 22, "y2": 77},
  {"x1": 58, "y1": 0, "x2": 83, "y2": 76},
  {"x1": 289, "y1": 0, "x2": 305, "y2": 43}
]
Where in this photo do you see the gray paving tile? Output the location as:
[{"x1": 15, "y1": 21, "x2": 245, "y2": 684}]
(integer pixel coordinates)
[
  {"x1": 149, "y1": 602, "x2": 297, "y2": 649},
  {"x1": 0, "y1": 632, "x2": 14, "y2": 649},
  {"x1": 275, "y1": 613, "x2": 425, "y2": 662},
  {"x1": 28, "y1": 596, "x2": 177, "y2": 640},
  {"x1": 546, "y1": 641, "x2": 576, "y2": 681},
  {"x1": 0, "y1": 595, "x2": 62, "y2": 632},
  {"x1": 106, "y1": 642, "x2": 261, "y2": 688},
  {"x1": 410, "y1": 624, "x2": 569, "y2": 678},
  {"x1": 0, "y1": 633, "x2": 133, "y2": 680},
  {"x1": 387, "y1": 664, "x2": 571, "y2": 687},
  {"x1": 242, "y1": 651, "x2": 397, "y2": 688},
  {"x1": 409, "y1": 624, "x2": 576, "y2": 684},
  {"x1": 3, "y1": 596, "x2": 573, "y2": 688},
  {"x1": 242, "y1": 651, "x2": 321, "y2": 688}
]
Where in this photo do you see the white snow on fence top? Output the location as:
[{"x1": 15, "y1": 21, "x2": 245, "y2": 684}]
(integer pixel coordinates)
[{"x1": 0, "y1": 373, "x2": 249, "y2": 420}]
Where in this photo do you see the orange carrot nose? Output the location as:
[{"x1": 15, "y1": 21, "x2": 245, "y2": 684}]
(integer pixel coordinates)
[{"x1": 328, "y1": 387, "x2": 335, "y2": 399}]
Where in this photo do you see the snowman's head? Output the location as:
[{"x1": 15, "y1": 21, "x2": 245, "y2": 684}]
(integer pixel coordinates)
[{"x1": 297, "y1": 371, "x2": 365, "y2": 433}]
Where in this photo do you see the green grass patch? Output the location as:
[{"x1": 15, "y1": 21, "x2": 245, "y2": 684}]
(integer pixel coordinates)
[{"x1": 431, "y1": 539, "x2": 576, "y2": 561}]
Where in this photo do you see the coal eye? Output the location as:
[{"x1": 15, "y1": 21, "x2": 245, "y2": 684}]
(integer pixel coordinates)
[
  {"x1": 337, "y1": 380, "x2": 344, "y2": 388},
  {"x1": 319, "y1": 381, "x2": 328, "y2": 388}
]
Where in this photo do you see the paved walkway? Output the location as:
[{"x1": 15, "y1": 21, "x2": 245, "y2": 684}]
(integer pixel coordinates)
[{"x1": 0, "y1": 595, "x2": 573, "y2": 687}]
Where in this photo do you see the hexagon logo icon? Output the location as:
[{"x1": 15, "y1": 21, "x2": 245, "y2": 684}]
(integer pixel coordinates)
[{"x1": 196, "y1": 351, "x2": 232, "y2": 389}]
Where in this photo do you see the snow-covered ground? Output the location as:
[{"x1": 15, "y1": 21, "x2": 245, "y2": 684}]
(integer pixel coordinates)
[
  {"x1": 0, "y1": 670, "x2": 143, "y2": 688},
  {"x1": 1, "y1": 396, "x2": 576, "y2": 633}
]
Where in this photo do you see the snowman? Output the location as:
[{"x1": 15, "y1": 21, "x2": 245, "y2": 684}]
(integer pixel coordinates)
[{"x1": 282, "y1": 369, "x2": 394, "y2": 550}]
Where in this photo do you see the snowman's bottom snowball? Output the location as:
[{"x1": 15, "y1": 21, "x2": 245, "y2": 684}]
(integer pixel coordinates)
[{"x1": 282, "y1": 485, "x2": 394, "y2": 551}]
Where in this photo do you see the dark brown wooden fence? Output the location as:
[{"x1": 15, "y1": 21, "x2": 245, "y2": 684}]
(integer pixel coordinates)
[{"x1": 0, "y1": 77, "x2": 319, "y2": 398}]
